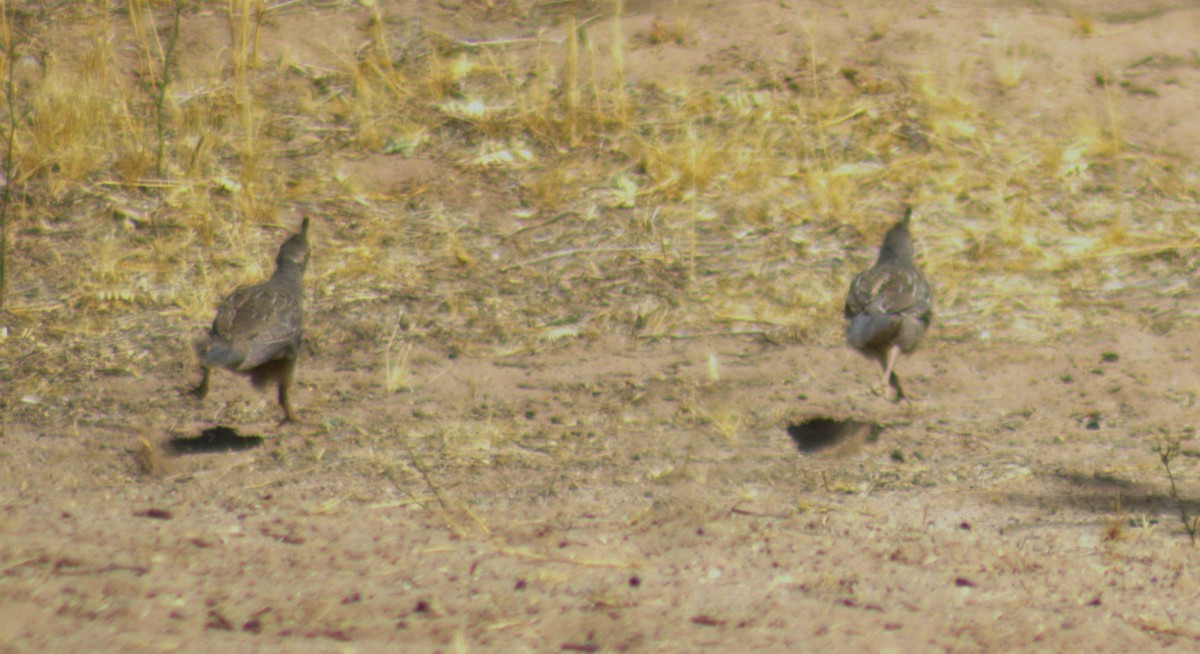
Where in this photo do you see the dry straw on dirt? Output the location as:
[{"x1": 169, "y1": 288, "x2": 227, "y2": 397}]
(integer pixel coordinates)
[
  {"x1": 2, "y1": 1, "x2": 1195, "y2": 400},
  {"x1": 4, "y1": 1, "x2": 1200, "y2": 651}
]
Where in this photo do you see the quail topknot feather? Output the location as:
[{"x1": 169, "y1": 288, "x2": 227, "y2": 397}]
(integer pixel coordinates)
[
  {"x1": 844, "y1": 207, "x2": 933, "y2": 401},
  {"x1": 190, "y1": 217, "x2": 310, "y2": 423}
]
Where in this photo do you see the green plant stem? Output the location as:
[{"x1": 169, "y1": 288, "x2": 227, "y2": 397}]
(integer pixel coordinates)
[{"x1": 1158, "y1": 435, "x2": 1197, "y2": 544}]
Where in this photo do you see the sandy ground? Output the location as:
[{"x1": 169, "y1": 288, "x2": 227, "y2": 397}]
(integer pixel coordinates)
[{"x1": 6, "y1": 0, "x2": 1200, "y2": 651}]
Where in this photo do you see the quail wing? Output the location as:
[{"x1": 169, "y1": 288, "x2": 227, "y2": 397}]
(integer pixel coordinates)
[{"x1": 212, "y1": 283, "x2": 302, "y2": 370}]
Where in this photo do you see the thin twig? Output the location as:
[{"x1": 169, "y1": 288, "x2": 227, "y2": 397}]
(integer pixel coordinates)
[
  {"x1": 637, "y1": 329, "x2": 767, "y2": 340},
  {"x1": 54, "y1": 563, "x2": 150, "y2": 577},
  {"x1": 0, "y1": 0, "x2": 15, "y2": 310},
  {"x1": 730, "y1": 505, "x2": 790, "y2": 519},
  {"x1": 1127, "y1": 617, "x2": 1200, "y2": 641},
  {"x1": 1156, "y1": 431, "x2": 1199, "y2": 543},
  {"x1": 401, "y1": 439, "x2": 449, "y2": 510},
  {"x1": 507, "y1": 211, "x2": 578, "y2": 240},
  {"x1": 428, "y1": 32, "x2": 562, "y2": 49}
]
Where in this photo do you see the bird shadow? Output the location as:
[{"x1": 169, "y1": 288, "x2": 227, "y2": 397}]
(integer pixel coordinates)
[
  {"x1": 786, "y1": 417, "x2": 882, "y2": 454},
  {"x1": 167, "y1": 426, "x2": 264, "y2": 454}
]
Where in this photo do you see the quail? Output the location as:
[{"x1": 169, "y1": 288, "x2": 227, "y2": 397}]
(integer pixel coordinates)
[
  {"x1": 190, "y1": 217, "x2": 310, "y2": 423},
  {"x1": 844, "y1": 208, "x2": 933, "y2": 401}
]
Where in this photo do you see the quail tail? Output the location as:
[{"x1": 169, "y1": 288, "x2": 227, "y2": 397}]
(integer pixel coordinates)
[
  {"x1": 200, "y1": 342, "x2": 244, "y2": 369},
  {"x1": 846, "y1": 312, "x2": 898, "y2": 351}
]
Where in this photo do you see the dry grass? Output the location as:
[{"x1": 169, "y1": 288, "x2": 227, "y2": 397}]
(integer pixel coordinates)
[
  {"x1": 0, "y1": 1, "x2": 1197, "y2": 444},
  {"x1": 8, "y1": 5, "x2": 1200, "y2": 650}
]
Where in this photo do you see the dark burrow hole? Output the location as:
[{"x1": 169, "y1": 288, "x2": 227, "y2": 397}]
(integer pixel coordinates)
[
  {"x1": 169, "y1": 426, "x2": 264, "y2": 454},
  {"x1": 786, "y1": 418, "x2": 881, "y2": 454}
]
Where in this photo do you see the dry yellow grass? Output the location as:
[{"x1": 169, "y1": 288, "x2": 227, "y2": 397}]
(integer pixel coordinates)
[{"x1": 0, "y1": 0, "x2": 1196, "y2": 420}]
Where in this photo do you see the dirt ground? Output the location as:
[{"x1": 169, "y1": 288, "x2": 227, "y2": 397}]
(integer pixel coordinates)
[{"x1": 6, "y1": 0, "x2": 1200, "y2": 652}]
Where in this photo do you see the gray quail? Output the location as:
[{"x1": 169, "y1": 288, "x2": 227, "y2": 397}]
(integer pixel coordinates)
[
  {"x1": 844, "y1": 208, "x2": 933, "y2": 401},
  {"x1": 191, "y1": 217, "x2": 310, "y2": 423}
]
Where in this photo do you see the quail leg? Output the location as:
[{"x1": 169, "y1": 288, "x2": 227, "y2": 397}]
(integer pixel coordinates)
[
  {"x1": 189, "y1": 367, "x2": 211, "y2": 399},
  {"x1": 276, "y1": 359, "x2": 300, "y2": 424},
  {"x1": 888, "y1": 370, "x2": 908, "y2": 402},
  {"x1": 880, "y1": 344, "x2": 908, "y2": 402}
]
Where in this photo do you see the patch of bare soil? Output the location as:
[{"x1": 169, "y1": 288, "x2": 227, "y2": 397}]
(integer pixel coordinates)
[
  {"x1": 8, "y1": 329, "x2": 1200, "y2": 651},
  {"x1": 5, "y1": 1, "x2": 1200, "y2": 652}
]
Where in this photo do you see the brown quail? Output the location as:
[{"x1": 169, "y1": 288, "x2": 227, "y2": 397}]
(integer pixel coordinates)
[
  {"x1": 190, "y1": 217, "x2": 310, "y2": 423},
  {"x1": 844, "y1": 208, "x2": 933, "y2": 401}
]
